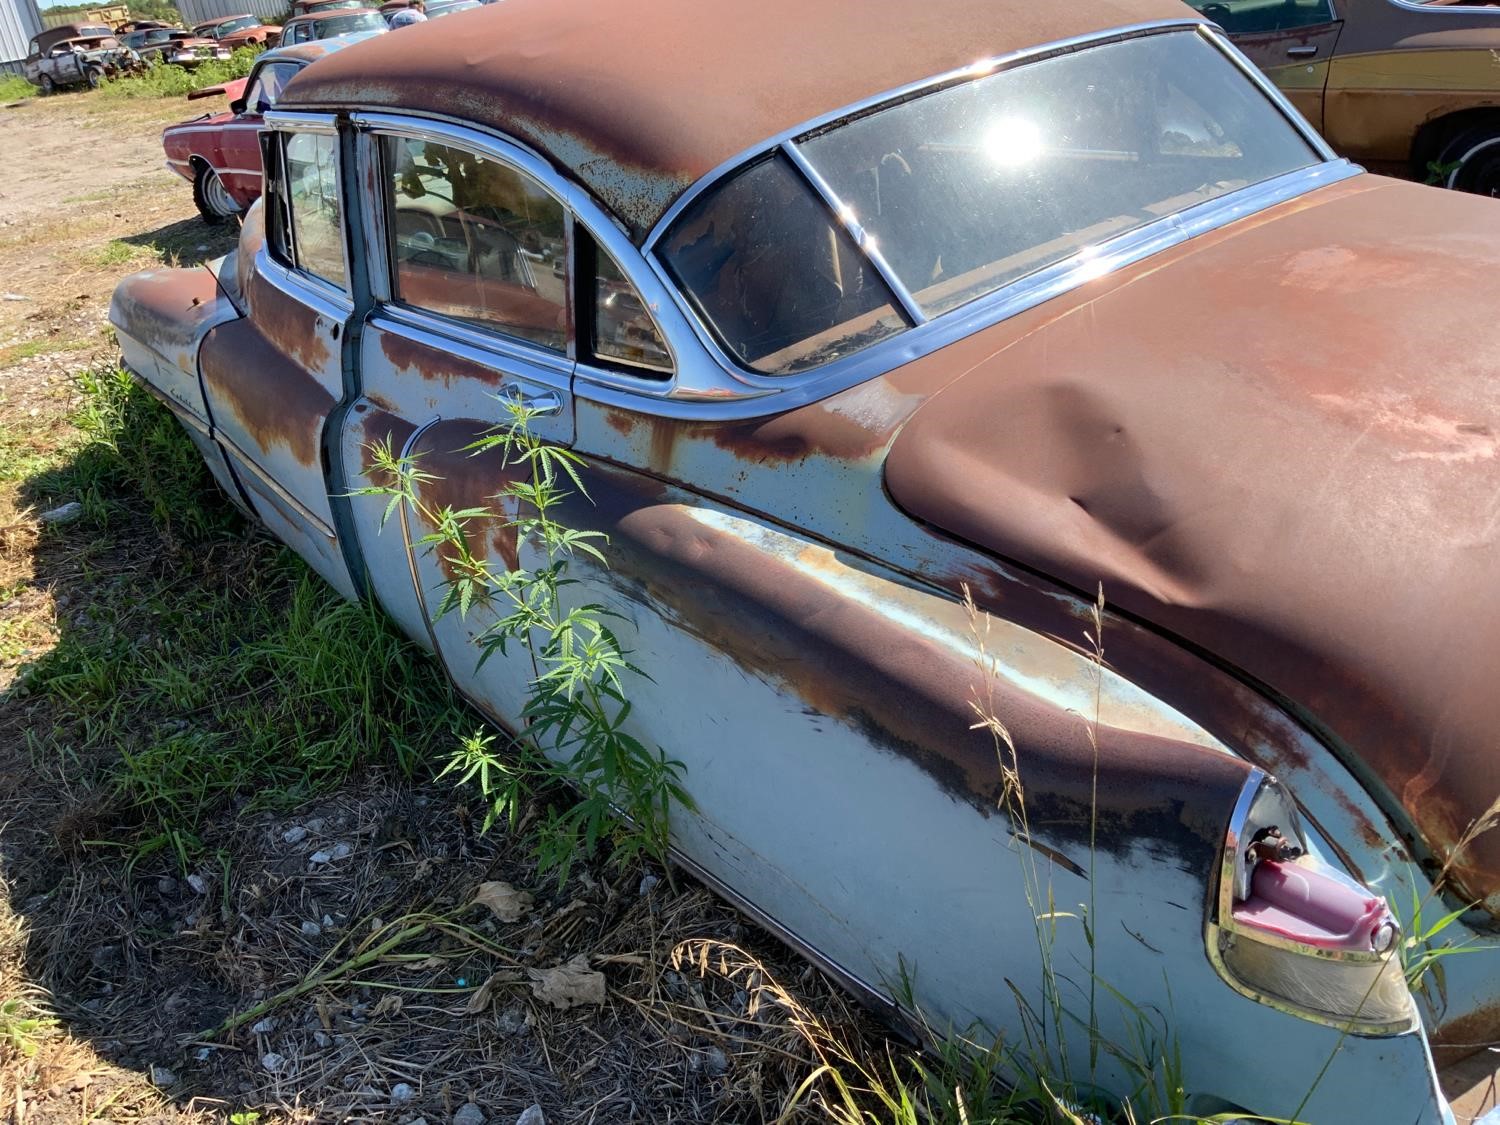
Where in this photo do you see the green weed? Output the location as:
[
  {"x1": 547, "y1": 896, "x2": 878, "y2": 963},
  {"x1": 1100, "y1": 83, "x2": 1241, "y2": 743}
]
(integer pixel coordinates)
[
  {"x1": 361, "y1": 400, "x2": 692, "y2": 886},
  {"x1": 0, "y1": 995, "x2": 56, "y2": 1059},
  {"x1": 92, "y1": 239, "x2": 137, "y2": 268},
  {"x1": 98, "y1": 48, "x2": 261, "y2": 100},
  {"x1": 0, "y1": 75, "x2": 34, "y2": 102},
  {"x1": 18, "y1": 369, "x2": 467, "y2": 862}
]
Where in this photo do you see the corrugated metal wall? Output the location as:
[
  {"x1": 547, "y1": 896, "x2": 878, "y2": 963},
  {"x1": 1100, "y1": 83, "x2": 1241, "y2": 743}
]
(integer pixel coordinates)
[
  {"x1": 0, "y1": 0, "x2": 44, "y2": 69},
  {"x1": 178, "y1": 0, "x2": 287, "y2": 28}
]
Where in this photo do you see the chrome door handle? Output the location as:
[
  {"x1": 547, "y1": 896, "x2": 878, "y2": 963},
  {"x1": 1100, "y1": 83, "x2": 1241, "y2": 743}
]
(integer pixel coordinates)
[
  {"x1": 1286, "y1": 45, "x2": 1319, "y2": 57},
  {"x1": 499, "y1": 381, "x2": 563, "y2": 418}
]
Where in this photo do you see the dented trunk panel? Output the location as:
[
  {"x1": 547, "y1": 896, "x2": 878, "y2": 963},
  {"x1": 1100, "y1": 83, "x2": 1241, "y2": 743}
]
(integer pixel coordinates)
[
  {"x1": 882, "y1": 175, "x2": 1500, "y2": 918},
  {"x1": 544, "y1": 463, "x2": 1448, "y2": 1124}
]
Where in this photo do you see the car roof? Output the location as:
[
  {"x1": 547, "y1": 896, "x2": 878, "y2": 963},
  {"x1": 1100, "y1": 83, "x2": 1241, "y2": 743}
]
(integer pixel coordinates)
[
  {"x1": 280, "y1": 0, "x2": 1196, "y2": 240},
  {"x1": 256, "y1": 33, "x2": 378, "y2": 66},
  {"x1": 195, "y1": 15, "x2": 252, "y2": 25},
  {"x1": 286, "y1": 8, "x2": 380, "y2": 20}
]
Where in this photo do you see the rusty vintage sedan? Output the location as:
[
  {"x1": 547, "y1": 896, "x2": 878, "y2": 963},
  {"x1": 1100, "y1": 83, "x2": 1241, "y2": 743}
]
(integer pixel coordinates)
[{"x1": 109, "y1": 0, "x2": 1500, "y2": 1120}]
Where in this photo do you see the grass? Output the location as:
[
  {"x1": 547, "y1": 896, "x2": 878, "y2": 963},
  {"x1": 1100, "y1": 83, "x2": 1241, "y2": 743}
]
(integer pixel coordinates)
[
  {"x1": 0, "y1": 75, "x2": 33, "y2": 102},
  {"x1": 98, "y1": 49, "x2": 261, "y2": 100},
  {"x1": 16, "y1": 367, "x2": 469, "y2": 865},
  {"x1": 92, "y1": 239, "x2": 137, "y2": 268},
  {"x1": 0, "y1": 336, "x2": 94, "y2": 369}
]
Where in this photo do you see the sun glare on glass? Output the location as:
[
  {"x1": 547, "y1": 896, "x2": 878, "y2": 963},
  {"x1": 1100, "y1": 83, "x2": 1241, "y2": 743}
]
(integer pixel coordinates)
[{"x1": 982, "y1": 117, "x2": 1044, "y2": 167}]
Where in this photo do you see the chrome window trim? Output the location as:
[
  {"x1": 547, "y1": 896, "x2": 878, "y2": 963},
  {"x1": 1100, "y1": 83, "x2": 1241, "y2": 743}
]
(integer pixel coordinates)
[
  {"x1": 263, "y1": 117, "x2": 354, "y2": 293},
  {"x1": 1383, "y1": 0, "x2": 1500, "y2": 13},
  {"x1": 257, "y1": 239, "x2": 354, "y2": 320},
  {"x1": 643, "y1": 18, "x2": 1247, "y2": 253},
  {"x1": 779, "y1": 141, "x2": 926, "y2": 327},
  {"x1": 265, "y1": 109, "x2": 338, "y2": 135},
  {"x1": 369, "y1": 303, "x2": 574, "y2": 387},
  {"x1": 355, "y1": 115, "x2": 574, "y2": 361},
  {"x1": 589, "y1": 158, "x2": 1361, "y2": 421},
  {"x1": 612, "y1": 22, "x2": 1345, "y2": 416},
  {"x1": 347, "y1": 113, "x2": 717, "y2": 400}
]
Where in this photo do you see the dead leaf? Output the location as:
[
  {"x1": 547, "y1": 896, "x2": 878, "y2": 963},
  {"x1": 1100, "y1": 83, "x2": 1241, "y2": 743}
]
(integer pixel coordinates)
[
  {"x1": 371, "y1": 993, "x2": 403, "y2": 1018},
  {"x1": 473, "y1": 881, "x2": 533, "y2": 923},
  {"x1": 528, "y1": 955, "x2": 606, "y2": 1010},
  {"x1": 465, "y1": 974, "x2": 500, "y2": 1015}
]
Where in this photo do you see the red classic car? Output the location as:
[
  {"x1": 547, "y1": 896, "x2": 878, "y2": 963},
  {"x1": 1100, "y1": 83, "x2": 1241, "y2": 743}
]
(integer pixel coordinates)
[
  {"x1": 162, "y1": 35, "x2": 376, "y2": 222},
  {"x1": 191, "y1": 14, "x2": 282, "y2": 50}
]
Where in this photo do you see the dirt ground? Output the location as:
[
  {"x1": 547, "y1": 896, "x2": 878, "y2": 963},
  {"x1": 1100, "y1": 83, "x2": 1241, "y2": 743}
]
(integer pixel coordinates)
[{"x1": 0, "y1": 91, "x2": 882, "y2": 1125}]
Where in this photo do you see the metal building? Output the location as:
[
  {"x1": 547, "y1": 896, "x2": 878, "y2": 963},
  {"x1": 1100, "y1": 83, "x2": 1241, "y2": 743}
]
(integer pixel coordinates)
[
  {"x1": 177, "y1": 0, "x2": 286, "y2": 26},
  {"x1": 0, "y1": 0, "x2": 43, "y2": 77}
]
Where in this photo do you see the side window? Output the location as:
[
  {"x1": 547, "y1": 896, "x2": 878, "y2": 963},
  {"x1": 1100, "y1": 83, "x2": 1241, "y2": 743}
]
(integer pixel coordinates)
[
  {"x1": 1189, "y1": 0, "x2": 1335, "y2": 35},
  {"x1": 271, "y1": 131, "x2": 347, "y2": 289},
  {"x1": 590, "y1": 241, "x2": 672, "y2": 376},
  {"x1": 244, "y1": 62, "x2": 297, "y2": 113},
  {"x1": 383, "y1": 136, "x2": 567, "y2": 353}
]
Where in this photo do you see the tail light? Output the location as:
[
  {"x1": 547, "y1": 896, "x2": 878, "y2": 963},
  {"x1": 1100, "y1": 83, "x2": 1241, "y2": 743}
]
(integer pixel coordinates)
[{"x1": 1208, "y1": 771, "x2": 1415, "y2": 1033}]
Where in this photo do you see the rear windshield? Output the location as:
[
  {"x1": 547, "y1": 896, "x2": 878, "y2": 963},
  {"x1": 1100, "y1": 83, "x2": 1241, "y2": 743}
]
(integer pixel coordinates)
[
  {"x1": 214, "y1": 16, "x2": 260, "y2": 34},
  {"x1": 312, "y1": 11, "x2": 384, "y2": 34},
  {"x1": 660, "y1": 30, "x2": 1320, "y2": 376}
]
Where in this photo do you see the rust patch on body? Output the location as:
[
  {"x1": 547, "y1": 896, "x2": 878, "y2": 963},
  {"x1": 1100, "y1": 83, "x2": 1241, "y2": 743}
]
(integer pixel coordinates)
[
  {"x1": 378, "y1": 330, "x2": 504, "y2": 388},
  {"x1": 557, "y1": 464, "x2": 1251, "y2": 869},
  {"x1": 246, "y1": 269, "x2": 332, "y2": 373},
  {"x1": 599, "y1": 392, "x2": 894, "y2": 478},
  {"x1": 408, "y1": 418, "x2": 525, "y2": 575},
  {"x1": 357, "y1": 407, "x2": 417, "y2": 480},
  {"x1": 200, "y1": 317, "x2": 335, "y2": 467}
]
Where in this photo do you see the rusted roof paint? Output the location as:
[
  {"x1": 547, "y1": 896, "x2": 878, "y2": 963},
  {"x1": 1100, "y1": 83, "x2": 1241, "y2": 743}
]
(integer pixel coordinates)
[
  {"x1": 278, "y1": 0, "x2": 1195, "y2": 239},
  {"x1": 882, "y1": 175, "x2": 1500, "y2": 913}
]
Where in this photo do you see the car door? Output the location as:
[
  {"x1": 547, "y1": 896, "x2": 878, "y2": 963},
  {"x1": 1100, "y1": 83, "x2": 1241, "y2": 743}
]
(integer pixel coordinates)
[
  {"x1": 338, "y1": 121, "x2": 573, "y2": 728},
  {"x1": 1187, "y1": 0, "x2": 1344, "y2": 130},
  {"x1": 49, "y1": 45, "x2": 84, "y2": 85},
  {"x1": 199, "y1": 120, "x2": 360, "y2": 600}
]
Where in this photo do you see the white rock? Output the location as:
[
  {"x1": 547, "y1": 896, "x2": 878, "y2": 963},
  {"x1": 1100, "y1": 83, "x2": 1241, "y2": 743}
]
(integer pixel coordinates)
[
  {"x1": 149, "y1": 1065, "x2": 176, "y2": 1087},
  {"x1": 331, "y1": 842, "x2": 353, "y2": 860},
  {"x1": 313, "y1": 1031, "x2": 330, "y2": 1048},
  {"x1": 306, "y1": 818, "x2": 326, "y2": 831},
  {"x1": 516, "y1": 1105, "x2": 546, "y2": 1125},
  {"x1": 282, "y1": 825, "x2": 308, "y2": 845},
  {"x1": 308, "y1": 850, "x2": 333, "y2": 865},
  {"x1": 391, "y1": 1082, "x2": 415, "y2": 1104},
  {"x1": 194, "y1": 1047, "x2": 212, "y2": 1061},
  {"x1": 2, "y1": 293, "x2": 28, "y2": 301},
  {"x1": 250, "y1": 1017, "x2": 277, "y2": 1035},
  {"x1": 703, "y1": 1046, "x2": 728, "y2": 1076},
  {"x1": 638, "y1": 874, "x2": 659, "y2": 896},
  {"x1": 300, "y1": 920, "x2": 321, "y2": 936},
  {"x1": 39, "y1": 502, "x2": 82, "y2": 525},
  {"x1": 261, "y1": 1052, "x2": 286, "y2": 1073},
  {"x1": 186, "y1": 874, "x2": 208, "y2": 894},
  {"x1": 454, "y1": 1104, "x2": 486, "y2": 1125}
]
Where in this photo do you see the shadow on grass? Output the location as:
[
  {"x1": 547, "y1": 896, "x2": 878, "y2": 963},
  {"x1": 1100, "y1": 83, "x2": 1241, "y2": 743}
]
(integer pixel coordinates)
[
  {"x1": 121, "y1": 213, "x2": 239, "y2": 269},
  {"x1": 0, "y1": 372, "x2": 838, "y2": 1123}
]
